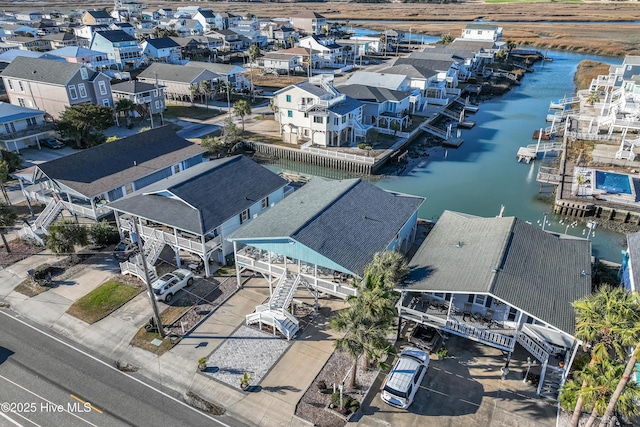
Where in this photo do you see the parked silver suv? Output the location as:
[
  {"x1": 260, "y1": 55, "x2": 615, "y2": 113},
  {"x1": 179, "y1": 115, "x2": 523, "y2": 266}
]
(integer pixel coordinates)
[{"x1": 381, "y1": 347, "x2": 429, "y2": 409}]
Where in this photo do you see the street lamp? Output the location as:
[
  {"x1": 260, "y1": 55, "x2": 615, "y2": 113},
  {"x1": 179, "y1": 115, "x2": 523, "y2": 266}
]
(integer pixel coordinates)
[{"x1": 523, "y1": 357, "x2": 533, "y2": 383}]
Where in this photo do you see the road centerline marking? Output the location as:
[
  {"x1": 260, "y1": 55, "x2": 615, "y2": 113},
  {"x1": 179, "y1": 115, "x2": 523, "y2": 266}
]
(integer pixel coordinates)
[{"x1": 70, "y1": 395, "x2": 103, "y2": 414}]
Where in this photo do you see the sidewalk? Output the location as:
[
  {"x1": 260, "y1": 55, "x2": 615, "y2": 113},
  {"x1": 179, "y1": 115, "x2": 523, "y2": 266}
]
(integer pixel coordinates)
[{"x1": 0, "y1": 249, "x2": 347, "y2": 427}]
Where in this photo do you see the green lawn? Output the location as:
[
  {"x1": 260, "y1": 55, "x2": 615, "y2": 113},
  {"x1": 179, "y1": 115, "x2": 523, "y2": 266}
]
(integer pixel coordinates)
[
  {"x1": 164, "y1": 105, "x2": 224, "y2": 121},
  {"x1": 67, "y1": 280, "x2": 142, "y2": 324}
]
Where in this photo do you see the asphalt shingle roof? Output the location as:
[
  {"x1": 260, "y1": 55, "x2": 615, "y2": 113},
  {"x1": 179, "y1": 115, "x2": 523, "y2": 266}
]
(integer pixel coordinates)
[
  {"x1": 1, "y1": 56, "x2": 91, "y2": 85},
  {"x1": 107, "y1": 156, "x2": 287, "y2": 234},
  {"x1": 380, "y1": 64, "x2": 437, "y2": 80},
  {"x1": 95, "y1": 30, "x2": 136, "y2": 43},
  {"x1": 231, "y1": 178, "x2": 424, "y2": 275},
  {"x1": 145, "y1": 37, "x2": 180, "y2": 49},
  {"x1": 405, "y1": 210, "x2": 591, "y2": 335},
  {"x1": 337, "y1": 84, "x2": 409, "y2": 103},
  {"x1": 37, "y1": 126, "x2": 206, "y2": 198},
  {"x1": 111, "y1": 80, "x2": 162, "y2": 94},
  {"x1": 138, "y1": 63, "x2": 219, "y2": 84},
  {"x1": 328, "y1": 96, "x2": 364, "y2": 116}
]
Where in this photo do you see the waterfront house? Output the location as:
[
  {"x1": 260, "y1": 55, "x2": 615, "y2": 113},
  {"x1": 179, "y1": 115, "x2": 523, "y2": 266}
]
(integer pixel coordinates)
[
  {"x1": 461, "y1": 23, "x2": 502, "y2": 42},
  {"x1": 81, "y1": 10, "x2": 115, "y2": 26},
  {"x1": 183, "y1": 61, "x2": 247, "y2": 90},
  {"x1": 228, "y1": 177, "x2": 424, "y2": 339},
  {"x1": 140, "y1": 37, "x2": 183, "y2": 64},
  {"x1": 16, "y1": 126, "x2": 207, "y2": 244},
  {"x1": 378, "y1": 63, "x2": 445, "y2": 106},
  {"x1": 261, "y1": 52, "x2": 302, "y2": 75},
  {"x1": 394, "y1": 56, "x2": 462, "y2": 91},
  {"x1": 193, "y1": 9, "x2": 217, "y2": 32},
  {"x1": 0, "y1": 102, "x2": 54, "y2": 153},
  {"x1": 137, "y1": 62, "x2": 220, "y2": 103},
  {"x1": 290, "y1": 11, "x2": 326, "y2": 36},
  {"x1": 89, "y1": 30, "x2": 144, "y2": 70},
  {"x1": 212, "y1": 12, "x2": 242, "y2": 31},
  {"x1": 1, "y1": 56, "x2": 114, "y2": 119},
  {"x1": 336, "y1": 84, "x2": 413, "y2": 131},
  {"x1": 108, "y1": 155, "x2": 288, "y2": 279},
  {"x1": 111, "y1": 80, "x2": 166, "y2": 119},
  {"x1": 400, "y1": 210, "x2": 591, "y2": 399},
  {"x1": 273, "y1": 75, "x2": 369, "y2": 147},
  {"x1": 208, "y1": 29, "x2": 244, "y2": 52}
]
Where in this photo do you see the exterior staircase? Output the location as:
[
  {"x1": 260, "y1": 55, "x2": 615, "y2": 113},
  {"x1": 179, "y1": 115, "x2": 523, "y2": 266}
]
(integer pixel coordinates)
[
  {"x1": 142, "y1": 238, "x2": 165, "y2": 267},
  {"x1": 18, "y1": 199, "x2": 65, "y2": 245},
  {"x1": 539, "y1": 366, "x2": 564, "y2": 400},
  {"x1": 119, "y1": 237, "x2": 163, "y2": 284},
  {"x1": 245, "y1": 271, "x2": 304, "y2": 340}
]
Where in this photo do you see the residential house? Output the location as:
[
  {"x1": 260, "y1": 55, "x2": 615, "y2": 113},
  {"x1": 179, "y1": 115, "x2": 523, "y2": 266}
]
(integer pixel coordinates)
[
  {"x1": 298, "y1": 35, "x2": 343, "y2": 68},
  {"x1": 461, "y1": 23, "x2": 503, "y2": 42},
  {"x1": 108, "y1": 155, "x2": 288, "y2": 278},
  {"x1": 4, "y1": 36, "x2": 50, "y2": 52},
  {"x1": 141, "y1": 37, "x2": 183, "y2": 64},
  {"x1": 1, "y1": 56, "x2": 114, "y2": 118},
  {"x1": 380, "y1": 63, "x2": 445, "y2": 105},
  {"x1": 32, "y1": 20, "x2": 60, "y2": 37},
  {"x1": 0, "y1": 102, "x2": 55, "y2": 152},
  {"x1": 183, "y1": 61, "x2": 247, "y2": 90},
  {"x1": 175, "y1": 6, "x2": 202, "y2": 18},
  {"x1": 170, "y1": 36, "x2": 222, "y2": 59},
  {"x1": 0, "y1": 24, "x2": 39, "y2": 38},
  {"x1": 47, "y1": 46, "x2": 116, "y2": 71},
  {"x1": 272, "y1": 24, "x2": 297, "y2": 48},
  {"x1": 0, "y1": 43, "x2": 19, "y2": 55},
  {"x1": 290, "y1": 11, "x2": 326, "y2": 36},
  {"x1": 137, "y1": 62, "x2": 219, "y2": 103},
  {"x1": 213, "y1": 12, "x2": 241, "y2": 31},
  {"x1": 400, "y1": 210, "x2": 591, "y2": 399},
  {"x1": 193, "y1": 9, "x2": 217, "y2": 32},
  {"x1": 348, "y1": 35, "x2": 385, "y2": 55},
  {"x1": 81, "y1": 10, "x2": 114, "y2": 26},
  {"x1": 381, "y1": 29, "x2": 404, "y2": 45},
  {"x1": 111, "y1": 80, "x2": 166, "y2": 118},
  {"x1": 394, "y1": 56, "x2": 462, "y2": 91},
  {"x1": 110, "y1": 22, "x2": 136, "y2": 38},
  {"x1": 155, "y1": 8, "x2": 174, "y2": 19},
  {"x1": 337, "y1": 84, "x2": 413, "y2": 133},
  {"x1": 0, "y1": 49, "x2": 48, "y2": 64},
  {"x1": 74, "y1": 24, "x2": 110, "y2": 40},
  {"x1": 40, "y1": 32, "x2": 78, "y2": 50},
  {"x1": 158, "y1": 19, "x2": 204, "y2": 37},
  {"x1": 114, "y1": 0, "x2": 146, "y2": 16},
  {"x1": 228, "y1": 177, "x2": 424, "y2": 339},
  {"x1": 230, "y1": 18, "x2": 267, "y2": 47},
  {"x1": 16, "y1": 126, "x2": 207, "y2": 244},
  {"x1": 277, "y1": 47, "x2": 320, "y2": 74},
  {"x1": 208, "y1": 29, "x2": 244, "y2": 52},
  {"x1": 273, "y1": 75, "x2": 369, "y2": 146},
  {"x1": 89, "y1": 30, "x2": 144, "y2": 69},
  {"x1": 14, "y1": 12, "x2": 42, "y2": 22},
  {"x1": 261, "y1": 52, "x2": 302, "y2": 75}
]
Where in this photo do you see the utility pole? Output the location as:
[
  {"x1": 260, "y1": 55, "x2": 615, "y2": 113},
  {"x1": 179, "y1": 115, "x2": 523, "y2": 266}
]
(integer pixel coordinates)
[{"x1": 132, "y1": 220, "x2": 164, "y2": 337}]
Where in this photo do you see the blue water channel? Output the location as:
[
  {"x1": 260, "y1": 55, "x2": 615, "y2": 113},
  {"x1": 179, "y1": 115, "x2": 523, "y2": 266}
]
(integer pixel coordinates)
[{"x1": 267, "y1": 49, "x2": 627, "y2": 262}]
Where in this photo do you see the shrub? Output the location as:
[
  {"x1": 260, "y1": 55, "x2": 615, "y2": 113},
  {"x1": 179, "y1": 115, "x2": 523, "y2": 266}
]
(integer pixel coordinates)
[
  {"x1": 330, "y1": 391, "x2": 360, "y2": 414},
  {"x1": 89, "y1": 221, "x2": 120, "y2": 247},
  {"x1": 436, "y1": 346, "x2": 449, "y2": 358}
]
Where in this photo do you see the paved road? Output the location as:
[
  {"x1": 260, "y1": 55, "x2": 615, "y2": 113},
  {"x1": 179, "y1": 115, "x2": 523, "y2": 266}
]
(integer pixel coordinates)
[{"x1": 0, "y1": 311, "x2": 246, "y2": 427}]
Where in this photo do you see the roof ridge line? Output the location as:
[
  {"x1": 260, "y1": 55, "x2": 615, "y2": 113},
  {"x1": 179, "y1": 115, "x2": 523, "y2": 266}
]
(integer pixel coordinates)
[{"x1": 488, "y1": 217, "x2": 516, "y2": 293}]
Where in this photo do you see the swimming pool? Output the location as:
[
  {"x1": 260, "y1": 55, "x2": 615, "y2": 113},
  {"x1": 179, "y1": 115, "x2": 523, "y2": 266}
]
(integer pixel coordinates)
[{"x1": 595, "y1": 171, "x2": 632, "y2": 194}]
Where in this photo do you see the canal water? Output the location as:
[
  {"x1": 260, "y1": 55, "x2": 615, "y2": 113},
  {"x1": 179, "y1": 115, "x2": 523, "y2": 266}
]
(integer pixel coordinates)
[{"x1": 265, "y1": 49, "x2": 626, "y2": 262}]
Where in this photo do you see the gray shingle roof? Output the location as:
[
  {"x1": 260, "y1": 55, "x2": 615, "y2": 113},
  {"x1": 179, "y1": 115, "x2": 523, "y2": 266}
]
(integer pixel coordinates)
[
  {"x1": 394, "y1": 57, "x2": 457, "y2": 73},
  {"x1": 111, "y1": 80, "x2": 162, "y2": 94},
  {"x1": 230, "y1": 178, "x2": 424, "y2": 275},
  {"x1": 380, "y1": 64, "x2": 437, "y2": 80},
  {"x1": 291, "y1": 81, "x2": 330, "y2": 97},
  {"x1": 337, "y1": 84, "x2": 409, "y2": 103},
  {"x1": 107, "y1": 156, "x2": 287, "y2": 234},
  {"x1": 95, "y1": 30, "x2": 136, "y2": 43},
  {"x1": 328, "y1": 96, "x2": 364, "y2": 116},
  {"x1": 138, "y1": 62, "x2": 219, "y2": 84},
  {"x1": 145, "y1": 37, "x2": 180, "y2": 49},
  {"x1": 37, "y1": 126, "x2": 206, "y2": 198},
  {"x1": 1, "y1": 56, "x2": 90, "y2": 85},
  {"x1": 405, "y1": 210, "x2": 591, "y2": 335}
]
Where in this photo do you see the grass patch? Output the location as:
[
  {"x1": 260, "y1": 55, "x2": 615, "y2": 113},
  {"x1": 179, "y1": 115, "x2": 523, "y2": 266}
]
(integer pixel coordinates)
[
  {"x1": 130, "y1": 306, "x2": 190, "y2": 356},
  {"x1": 243, "y1": 131, "x2": 283, "y2": 145},
  {"x1": 215, "y1": 266, "x2": 235, "y2": 276},
  {"x1": 14, "y1": 278, "x2": 50, "y2": 297},
  {"x1": 67, "y1": 280, "x2": 142, "y2": 324},
  {"x1": 164, "y1": 105, "x2": 224, "y2": 121}
]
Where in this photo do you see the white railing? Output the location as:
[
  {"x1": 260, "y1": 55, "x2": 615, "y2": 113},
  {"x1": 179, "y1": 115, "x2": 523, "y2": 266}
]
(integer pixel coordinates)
[
  {"x1": 526, "y1": 142, "x2": 563, "y2": 152},
  {"x1": 300, "y1": 145, "x2": 376, "y2": 164},
  {"x1": 269, "y1": 273, "x2": 300, "y2": 310},
  {"x1": 590, "y1": 75, "x2": 615, "y2": 90},
  {"x1": 235, "y1": 254, "x2": 357, "y2": 298},
  {"x1": 34, "y1": 199, "x2": 64, "y2": 231},
  {"x1": 143, "y1": 238, "x2": 165, "y2": 266},
  {"x1": 136, "y1": 224, "x2": 220, "y2": 255},
  {"x1": 550, "y1": 96, "x2": 580, "y2": 109},
  {"x1": 397, "y1": 304, "x2": 448, "y2": 326},
  {"x1": 516, "y1": 330, "x2": 550, "y2": 363},
  {"x1": 62, "y1": 201, "x2": 111, "y2": 220},
  {"x1": 18, "y1": 226, "x2": 44, "y2": 245},
  {"x1": 245, "y1": 309, "x2": 299, "y2": 340},
  {"x1": 119, "y1": 260, "x2": 158, "y2": 283},
  {"x1": 566, "y1": 131, "x2": 617, "y2": 142},
  {"x1": 446, "y1": 319, "x2": 515, "y2": 350}
]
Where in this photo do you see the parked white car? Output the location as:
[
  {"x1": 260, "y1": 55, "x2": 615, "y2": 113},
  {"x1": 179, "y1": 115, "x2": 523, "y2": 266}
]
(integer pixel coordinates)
[
  {"x1": 150, "y1": 269, "x2": 194, "y2": 303},
  {"x1": 381, "y1": 347, "x2": 429, "y2": 409}
]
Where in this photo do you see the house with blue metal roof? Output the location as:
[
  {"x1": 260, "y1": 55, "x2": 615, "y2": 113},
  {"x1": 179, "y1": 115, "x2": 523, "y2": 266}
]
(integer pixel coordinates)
[
  {"x1": 228, "y1": 177, "x2": 424, "y2": 339},
  {"x1": 273, "y1": 75, "x2": 371, "y2": 147},
  {"x1": 107, "y1": 155, "x2": 288, "y2": 279},
  {"x1": 0, "y1": 102, "x2": 54, "y2": 152},
  {"x1": 400, "y1": 210, "x2": 591, "y2": 400}
]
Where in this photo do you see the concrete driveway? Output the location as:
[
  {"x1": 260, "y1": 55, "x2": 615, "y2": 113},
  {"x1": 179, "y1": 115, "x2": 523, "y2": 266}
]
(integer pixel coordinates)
[{"x1": 355, "y1": 335, "x2": 557, "y2": 427}]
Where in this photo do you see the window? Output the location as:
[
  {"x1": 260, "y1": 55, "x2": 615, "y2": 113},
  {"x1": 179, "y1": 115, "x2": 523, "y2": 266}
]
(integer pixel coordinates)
[
  {"x1": 287, "y1": 110, "x2": 293, "y2": 118},
  {"x1": 17, "y1": 98, "x2": 25, "y2": 107},
  {"x1": 173, "y1": 164, "x2": 180, "y2": 174},
  {"x1": 285, "y1": 94, "x2": 291, "y2": 102},
  {"x1": 153, "y1": 89, "x2": 158, "y2": 97},
  {"x1": 102, "y1": 99, "x2": 110, "y2": 107},
  {"x1": 18, "y1": 81, "x2": 24, "y2": 92},
  {"x1": 334, "y1": 118, "x2": 338, "y2": 125},
  {"x1": 7, "y1": 80, "x2": 12, "y2": 90},
  {"x1": 313, "y1": 116, "x2": 323, "y2": 124},
  {"x1": 4, "y1": 123, "x2": 15, "y2": 133},
  {"x1": 239, "y1": 209, "x2": 250, "y2": 224},
  {"x1": 69, "y1": 85, "x2": 78, "y2": 100},
  {"x1": 303, "y1": 112, "x2": 308, "y2": 118},
  {"x1": 474, "y1": 294, "x2": 486, "y2": 306},
  {"x1": 78, "y1": 83, "x2": 87, "y2": 98},
  {"x1": 26, "y1": 117, "x2": 36, "y2": 126},
  {"x1": 124, "y1": 183, "x2": 134, "y2": 194},
  {"x1": 342, "y1": 116, "x2": 346, "y2": 124},
  {"x1": 261, "y1": 197, "x2": 269, "y2": 209},
  {"x1": 80, "y1": 67, "x2": 88, "y2": 80},
  {"x1": 98, "y1": 80, "x2": 107, "y2": 95}
]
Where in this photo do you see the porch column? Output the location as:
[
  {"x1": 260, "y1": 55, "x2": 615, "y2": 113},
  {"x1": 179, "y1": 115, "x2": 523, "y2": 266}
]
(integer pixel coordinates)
[
  {"x1": 174, "y1": 247, "x2": 181, "y2": 268},
  {"x1": 562, "y1": 339, "x2": 581, "y2": 383},
  {"x1": 268, "y1": 251, "x2": 273, "y2": 296},
  {"x1": 114, "y1": 213, "x2": 124, "y2": 241},
  {"x1": 536, "y1": 356, "x2": 549, "y2": 396},
  {"x1": 511, "y1": 310, "x2": 525, "y2": 351},
  {"x1": 90, "y1": 198, "x2": 96, "y2": 219},
  {"x1": 203, "y1": 252, "x2": 210, "y2": 277},
  {"x1": 233, "y1": 240, "x2": 242, "y2": 289}
]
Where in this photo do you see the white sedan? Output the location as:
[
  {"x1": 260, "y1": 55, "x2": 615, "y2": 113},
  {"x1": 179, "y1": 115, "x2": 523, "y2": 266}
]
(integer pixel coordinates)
[{"x1": 150, "y1": 269, "x2": 194, "y2": 303}]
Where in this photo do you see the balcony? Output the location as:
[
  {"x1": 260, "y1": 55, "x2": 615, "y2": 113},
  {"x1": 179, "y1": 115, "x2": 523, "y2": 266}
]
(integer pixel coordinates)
[
  {"x1": 2, "y1": 123, "x2": 54, "y2": 141},
  {"x1": 125, "y1": 222, "x2": 222, "y2": 256}
]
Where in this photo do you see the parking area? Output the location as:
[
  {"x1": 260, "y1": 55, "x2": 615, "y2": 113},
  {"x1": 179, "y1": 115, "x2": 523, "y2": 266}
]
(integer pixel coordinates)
[{"x1": 356, "y1": 335, "x2": 557, "y2": 427}]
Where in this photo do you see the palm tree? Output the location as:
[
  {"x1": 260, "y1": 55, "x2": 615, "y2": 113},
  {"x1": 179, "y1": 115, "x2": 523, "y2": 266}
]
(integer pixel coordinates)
[
  {"x1": 363, "y1": 251, "x2": 409, "y2": 291},
  {"x1": 188, "y1": 84, "x2": 199, "y2": 106},
  {"x1": 379, "y1": 34, "x2": 387, "y2": 56},
  {"x1": 0, "y1": 202, "x2": 17, "y2": 253},
  {"x1": 233, "y1": 100, "x2": 251, "y2": 133},
  {"x1": 199, "y1": 80, "x2": 212, "y2": 110},
  {"x1": 115, "y1": 98, "x2": 136, "y2": 125},
  {"x1": 288, "y1": 34, "x2": 297, "y2": 49},
  {"x1": 440, "y1": 33, "x2": 453, "y2": 45},
  {"x1": 248, "y1": 45, "x2": 261, "y2": 100},
  {"x1": 586, "y1": 90, "x2": 600, "y2": 106},
  {"x1": 569, "y1": 287, "x2": 639, "y2": 427},
  {"x1": 45, "y1": 220, "x2": 89, "y2": 256}
]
